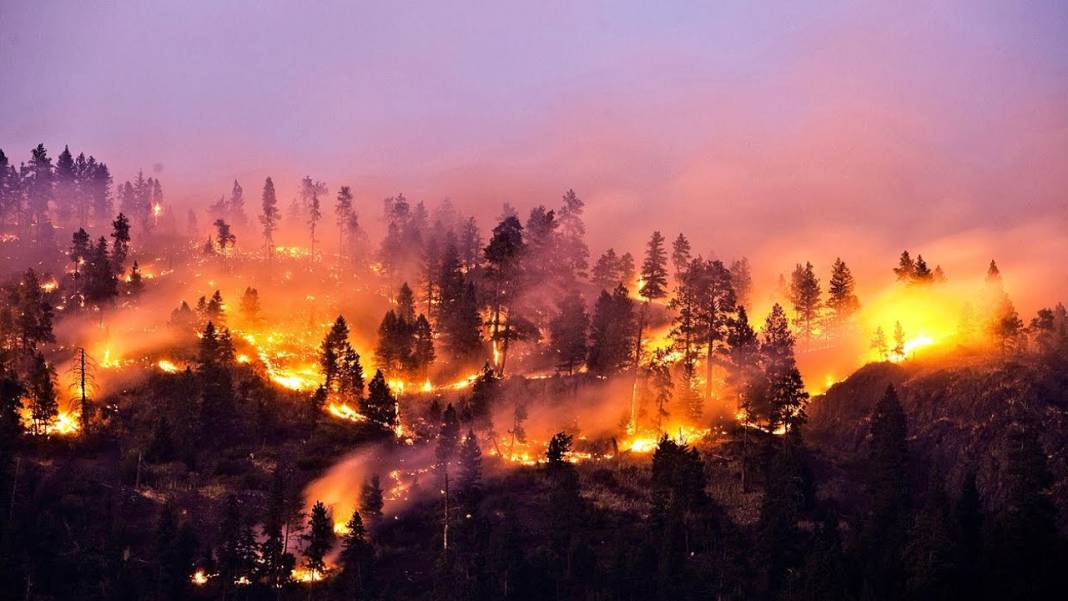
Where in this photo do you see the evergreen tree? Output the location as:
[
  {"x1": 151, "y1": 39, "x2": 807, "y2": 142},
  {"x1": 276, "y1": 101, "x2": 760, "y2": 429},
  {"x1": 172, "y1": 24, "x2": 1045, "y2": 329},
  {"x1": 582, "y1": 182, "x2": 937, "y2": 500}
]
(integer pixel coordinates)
[
  {"x1": 789, "y1": 261, "x2": 821, "y2": 342},
  {"x1": 861, "y1": 385, "x2": 910, "y2": 600},
  {"x1": 53, "y1": 146, "x2": 76, "y2": 225},
  {"x1": 12, "y1": 269, "x2": 55, "y2": 349},
  {"x1": 437, "y1": 242, "x2": 483, "y2": 362},
  {"x1": 303, "y1": 500, "x2": 335, "y2": 575},
  {"x1": 216, "y1": 495, "x2": 257, "y2": 589},
  {"x1": 894, "y1": 251, "x2": 916, "y2": 281},
  {"x1": 27, "y1": 352, "x2": 57, "y2": 435},
  {"x1": 321, "y1": 315, "x2": 352, "y2": 389},
  {"x1": 258, "y1": 468, "x2": 295, "y2": 587},
  {"x1": 984, "y1": 423, "x2": 1062, "y2": 599},
  {"x1": 154, "y1": 502, "x2": 199, "y2": 601},
  {"x1": 338, "y1": 510, "x2": 373, "y2": 596},
  {"x1": 411, "y1": 314, "x2": 435, "y2": 380},
  {"x1": 83, "y1": 237, "x2": 118, "y2": 303},
  {"x1": 671, "y1": 233, "x2": 692, "y2": 284},
  {"x1": 893, "y1": 320, "x2": 906, "y2": 359},
  {"x1": 730, "y1": 256, "x2": 753, "y2": 310},
  {"x1": 587, "y1": 284, "x2": 635, "y2": 377},
  {"x1": 228, "y1": 179, "x2": 247, "y2": 226},
  {"x1": 360, "y1": 474, "x2": 385, "y2": 525},
  {"x1": 557, "y1": 189, "x2": 589, "y2": 283},
  {"x1": 913, "y1": 254, "x2": 933, "y2": 283},
  {"x1": 335, "y1": 185, "x2": 354, "y2": 261},
  {"x1": 457, "y1": 430, "x2": 483, "y2": 512},
  {"x1": 548, "y1": 290, "x2": 589, "y2": 375},
  {"x1": 213, "y1": 218, "x2": 235, "y2": 254},
  {"x1": 826, "y1": 258, "x2": 859, "y2": 326},
  {"x1": 110, "y1": 213, "x2": 131, "y2": 276},
  {"x1": 990, "y1": 296, "x2": 1023, "y2": 353},
  {"x1": 127, "y1": 260, "x2": 144, "y2": 295},
  {"x1": 695, "y1": 259, "x2": 737, "y2": 403},
  {"x1": 360, "y1": 370, "x2": 398, "y2": 428},
  {"x1": 259, "y1": 177, "x2": 280, "y2": 259},
  {"x1": 25, "y1": 143, "x2": 53, "y2": 226},
  {"x1": 239, "y1": 287, "x2": 260, "y2": 325},
  {"x1": 871, "y1": 326, "x2": 889, "y2": 361}
]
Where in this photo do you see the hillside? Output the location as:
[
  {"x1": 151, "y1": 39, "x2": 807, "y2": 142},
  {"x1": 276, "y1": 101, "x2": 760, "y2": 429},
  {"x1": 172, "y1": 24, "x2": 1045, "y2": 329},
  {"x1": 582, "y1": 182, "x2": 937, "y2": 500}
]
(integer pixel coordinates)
[{"x1": 807, "y1": 350, "x2": 1068, "y2": 530}]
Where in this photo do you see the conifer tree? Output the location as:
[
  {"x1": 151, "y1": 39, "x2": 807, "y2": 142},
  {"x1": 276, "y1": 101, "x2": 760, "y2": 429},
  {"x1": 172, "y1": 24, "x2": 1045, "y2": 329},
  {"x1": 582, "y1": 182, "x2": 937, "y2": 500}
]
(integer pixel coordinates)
[
  {"x1": 68, "y1": 228, "x2": 90, "y2": 296},
  {"x1": 587, "y1": 284, "x2": 635, "y2": 377},
  {"x1": 338, "y1": 509, "x2": 372, "y2": 596},
  {"x1": 229, "y1": 179, "x2": 247, "y2": 225},
  {"x1": 457, "y1": 430, "x2": 483, "y2": 513},
  {"x1": 893, "y1": 321, "x2": 906, "y2": 359},
  {"x1": 557, "y1": 189, "x2": 589, "y2": 282},
  {"x1": 671, "y1": 233, "x2": 691, "y2": 284},
  {"x1": 110, "y1": 213, "x2": 131, "y2": 277},
  {"x1": 826, "y1": 258, "x2": 859, "y2": 326},
  {"x1": 789, "y1": 261, "x2": 821, "y2": 343},
  {"x1": 361, "y1": 370, "x2": 398, "y2": 428},
  {"x1": 302, "y1": 501, "x2": 335, "y2": 576},
  {"x1": 361, "y1": 474, "x2": 385, "y2": 525},
  {"x1": 730, "y1": 256, "x2": 753, "y2": 310},
  {"x1": 861, "y1": 385, "x2": 910, "y2": 600},
  {"x1": 259, "y1": 177, "x2": 279, "y2": 259},
  {"x1": 239, "y1": 287, "x2": 260, "y2": 325},
  {"x1": 217, "y1": 495, "x2": 257, "y2": 589},
  {"x1": 695, "y1": 259, "x2": 737, "y2": 403},
  {"x1": 913, "y1": 254, "x2": 933, "y2": 283},
  {"x1": 548, "y1": 290, "x2": 589, "y2": 375},
  {"x1": 871, "y1": 326, "x2": 889, "y2": 361},
  {"x1": 27, "y1": 352, "x2": 57, "y2": 435},
  {"x1": 335, "y1": 185, "x2": 353, "y2": 261},
  {"x1": 894, "y1": 251, "x2": 916, "y2": 281}
]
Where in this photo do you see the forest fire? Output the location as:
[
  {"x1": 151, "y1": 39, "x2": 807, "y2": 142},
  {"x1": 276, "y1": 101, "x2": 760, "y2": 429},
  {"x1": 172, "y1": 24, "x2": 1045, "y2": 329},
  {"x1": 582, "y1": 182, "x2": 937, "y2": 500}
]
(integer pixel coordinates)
[{"x1": 4, "y1": 6, "x2": 1066, "y2": 596}]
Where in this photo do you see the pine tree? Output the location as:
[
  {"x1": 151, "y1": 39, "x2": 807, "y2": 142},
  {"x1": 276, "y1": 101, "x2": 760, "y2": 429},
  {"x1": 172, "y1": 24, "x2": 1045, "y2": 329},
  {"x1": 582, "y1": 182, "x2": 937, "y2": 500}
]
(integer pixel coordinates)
[
  {"x1": 985, "y1": 423, "x2": 1061, "y2": 599},
  {"x1": 321, "y1": 315, "x2": 352, "y2": 389},
  {"x1": 411, "y1": 314, "x2": 435, "y2": 380},
  {"x1": 557, "y1": 189, "x2": 589, "y2": 283},
  {"x1": 789, "y1": 261, "x2": 821, "y2": 342},
  {"x1": 54, "y1": 145, "x2": 76, "y2": 225},
  {"x1": 990, "y1": 296, "x2": 1023, "y2": 353},
  {"x1": 110, "y1": 213, "x2": 131, "y2": 277},
  {"x1": 213, "y1": 218, "x2": 235, "y2": 255},
  {"x1": 154, "y1": 502, "x2": 199, "y2": 601},
  {"x1": 730, "y1": 256, "x2": 753, "y2": 310},
  {"x1": 27, "y1": 352, "x2": 57, "y2": 435},
  {"x1": 360, "y1": 474, "x2": 385, "y2": 525},
  {"x1": 258, "y1": 468, "x2": 296, "y2": 587},
  {"x1": 335, "y1": 185, "x2": 354, "y2": 262},
  {"x1": 259, "y1": 177, "x2": 280, "y2": 259},
  {"x1": 695, "y1": 259, "x2": 737, "y2": 403},
  {"x1": 913, "y1": 254, "x2": 933, "y2": 283},
  {"x1": 861, "y1": 385, "x2": 910, "y2": 600},
  {"x1": 587, "y1": 284, "x2": 635, "y2": 377},
  {"x1": 871, "y1": 326, "x2": 889, "y2": 361},
  {"x1": 893, "y1": 321, "x2": 906, "y2": 359},
  {"x1": 303, "y1": 500, "x2": 335, "y2": 575},
  {"x1": 826, "y1": 258, "x2": 859, "y2": 326},
  {"x1": 361, "y1": 370, "x2": 398, "y2": 428},
  {"x1": 548, "y1": 290, "x2": 588, "y2": 375},
  {"x1": 338, "y1": 510, "x2": 373, "y2": 596},
  {"x1": 84, "y1": 237, "x2": 118, "y2": 303},
  {"x1": 217, "y1": 495, "x2": 257, "y2": 589},
  {"x1": 894, "y1": 251, "x2": 916, "y2": 281},
  {"x1": 127, "y1": 260, "x2": 144, "y2": 295},
  {"x1": 239, "y1": 287, "x2": 260, "y2": 326},
  {"x1": 443, "y1": 266, "x2": 484, "y2": 363},
  {"x1": 25, "y1": 143, "x2": 53, "y2": 226},
  {"x1": 457, "y1": 430, "x2": 483, "y2": 513},
  {"x1": 228, "y1": 179, "x2": 247, "y2": 226},
  {"x1": 13, "y1": 269, "x2": 56, "y2": 349},
  {"x1": 68, "y1": 228, "x2": 91, "y2": 296}
]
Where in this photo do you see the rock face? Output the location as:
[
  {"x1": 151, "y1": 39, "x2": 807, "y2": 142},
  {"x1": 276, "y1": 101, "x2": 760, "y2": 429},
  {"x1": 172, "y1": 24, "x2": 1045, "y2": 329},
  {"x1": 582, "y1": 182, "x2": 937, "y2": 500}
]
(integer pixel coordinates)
[{"x1": 807, "y1": 353, "x2": 1068, "y2": 531}]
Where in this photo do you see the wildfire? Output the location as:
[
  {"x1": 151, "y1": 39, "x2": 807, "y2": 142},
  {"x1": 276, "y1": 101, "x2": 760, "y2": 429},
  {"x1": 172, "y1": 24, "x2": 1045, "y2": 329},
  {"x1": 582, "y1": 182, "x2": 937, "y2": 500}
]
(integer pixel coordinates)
[
  {"x1": 40, "y1": 278, "x2": 59, "y2": 292},
  {"x1": 157, "y1": 359, "x2": 180, "y2": 373},
  {"x1": 291, "y1": 567, "x2": 327, "y2": 583},
  {"x1": 98, "y1": 345, "x2": 122, "y2": 368},
  {"x1": 327, "y1": 403, "x2": 366, "y2": 422}
]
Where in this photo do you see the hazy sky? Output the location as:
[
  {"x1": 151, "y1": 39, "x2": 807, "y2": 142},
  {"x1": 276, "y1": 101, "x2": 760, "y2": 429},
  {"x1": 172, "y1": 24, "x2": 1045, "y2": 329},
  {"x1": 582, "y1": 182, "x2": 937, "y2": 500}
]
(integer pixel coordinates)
[{"x1": 2, "y1": 1, "x2": 1066, "y2": 291}]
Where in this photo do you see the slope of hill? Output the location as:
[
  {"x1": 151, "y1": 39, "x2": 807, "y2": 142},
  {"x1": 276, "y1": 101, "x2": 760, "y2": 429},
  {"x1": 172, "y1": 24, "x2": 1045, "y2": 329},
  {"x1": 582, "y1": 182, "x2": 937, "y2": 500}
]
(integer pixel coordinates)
[{"x1": 807, "y1": 350, "x2": 1068, "y2": 530}]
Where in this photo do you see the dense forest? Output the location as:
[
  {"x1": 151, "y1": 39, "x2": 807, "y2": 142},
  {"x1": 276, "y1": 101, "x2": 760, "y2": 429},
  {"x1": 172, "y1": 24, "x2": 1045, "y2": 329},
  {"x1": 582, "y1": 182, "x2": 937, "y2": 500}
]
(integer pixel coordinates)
[{"x1": 1, "y1": 142, "x2": 1066, "y2": 601}]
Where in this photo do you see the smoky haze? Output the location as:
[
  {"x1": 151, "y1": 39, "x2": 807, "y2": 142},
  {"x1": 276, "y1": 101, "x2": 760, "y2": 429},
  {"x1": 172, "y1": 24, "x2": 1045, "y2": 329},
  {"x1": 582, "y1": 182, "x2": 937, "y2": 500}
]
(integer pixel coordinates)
[{"x1": 2, "y1": 1, "x2": 1067, "y2": 306}]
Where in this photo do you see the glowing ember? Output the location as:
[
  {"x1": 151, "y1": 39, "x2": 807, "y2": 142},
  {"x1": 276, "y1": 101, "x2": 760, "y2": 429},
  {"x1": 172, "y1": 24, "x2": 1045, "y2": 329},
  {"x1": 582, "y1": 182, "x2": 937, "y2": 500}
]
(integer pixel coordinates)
[{"x1": 191, "y1": 569, "x2": 209, "y2": 586}]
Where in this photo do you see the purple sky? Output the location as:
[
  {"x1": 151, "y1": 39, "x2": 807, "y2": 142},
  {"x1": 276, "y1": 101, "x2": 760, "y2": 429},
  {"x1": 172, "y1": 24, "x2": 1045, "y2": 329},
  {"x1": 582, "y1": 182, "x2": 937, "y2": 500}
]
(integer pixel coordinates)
[{"x1": 2, "y1": 1, "x2": 1067, "y2": 289}]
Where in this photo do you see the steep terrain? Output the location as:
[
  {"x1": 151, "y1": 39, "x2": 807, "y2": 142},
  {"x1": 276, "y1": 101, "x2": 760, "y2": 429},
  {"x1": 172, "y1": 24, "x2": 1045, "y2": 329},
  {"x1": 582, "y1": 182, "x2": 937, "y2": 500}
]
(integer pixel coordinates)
[{"x1": 807, "y1": 350, "x2": 1068, "y2": 530}]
